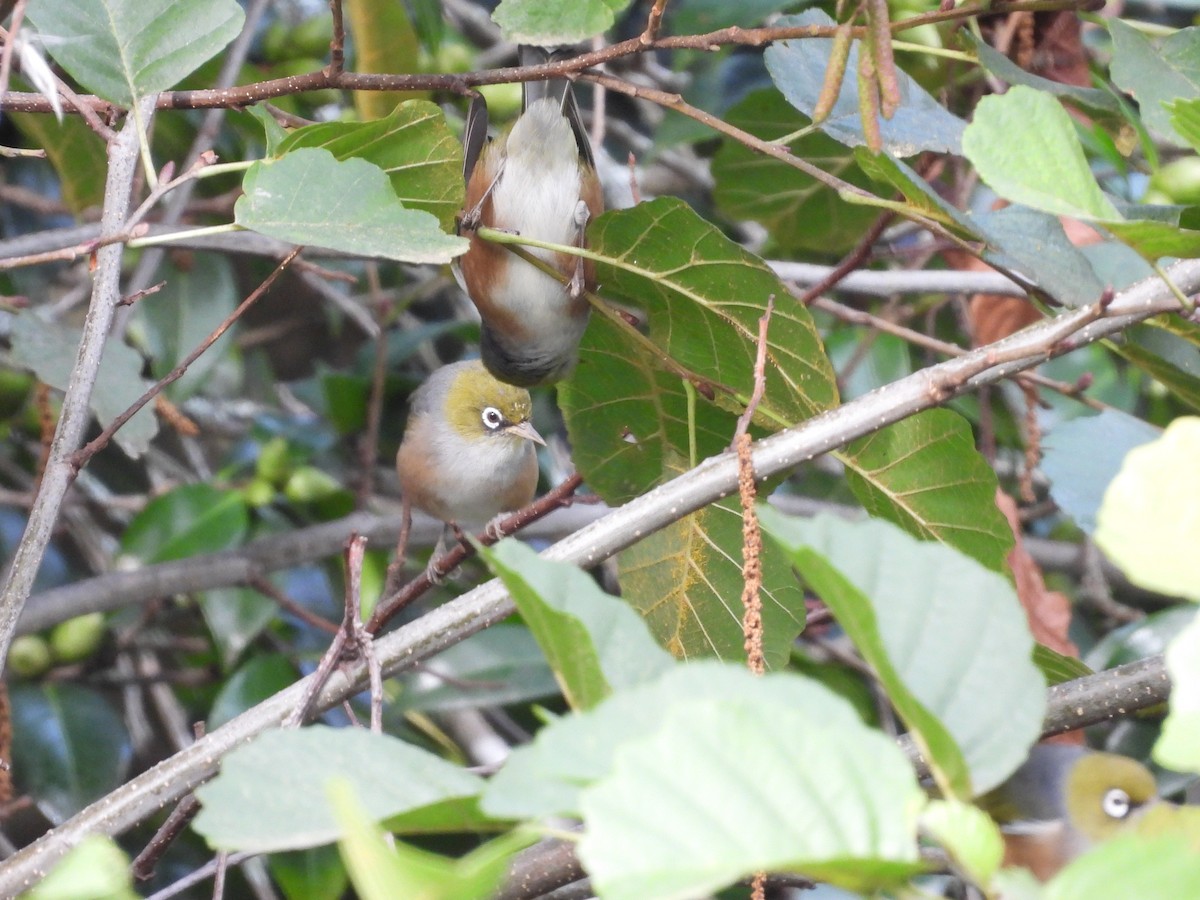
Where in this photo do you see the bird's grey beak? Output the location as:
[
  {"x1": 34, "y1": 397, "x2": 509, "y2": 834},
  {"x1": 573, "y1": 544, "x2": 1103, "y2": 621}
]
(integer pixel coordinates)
[{"x1": 506, "y1": 420, "x2": 546, "y2": 446}]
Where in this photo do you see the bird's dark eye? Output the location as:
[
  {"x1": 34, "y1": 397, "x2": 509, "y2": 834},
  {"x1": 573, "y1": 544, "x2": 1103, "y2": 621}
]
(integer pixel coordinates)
[
  {"x1": 1101, "y1": 787, "x2": 1132, "y2": 820},
  {"x1": 482, "y1": 407, "x2": 504, "y2": 430}
]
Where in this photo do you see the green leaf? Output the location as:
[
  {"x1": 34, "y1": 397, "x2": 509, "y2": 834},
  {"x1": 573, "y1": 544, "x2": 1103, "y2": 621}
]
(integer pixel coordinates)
[
  {"x1": 1167, "y1": 98, "x2": 1200, "y2": 152},
  {"x1": 921, "y1": 799, "x2": 1005, "y2": 888},
  {"x1": 269, "y1": 846, "x2": 348, "y2": 900},
  {"x1": 1042, "y1": 408, "x2": 1162, "y2": 534},
  {"x1": 968, "y1": 34, "x2": 1121, "y2": 115},
  {"x1": 1110, "y1": 20, "x2": 1200, "y2": 148},
  {"x1": 1109, "y1": 327, "x2": 1200, "y2": 412},
  {"x1": 26, "y1": 836, "x2": 137, "y2": 900},
  {"x1": 198, "y1": 587, "x2": 278, "y2": 671},
  {"x1": 8, "y1": 111, "x2": 106, "y2": 213},
  {"x1": 619, "y1": 489, "x2": 806, "y2": 668},
  {"x1": 580, "y1": 196, "x2": 838, "y2": 436},
  {"x1": 1104, "y1": 215, "x2": 1200, "y2": 259},
  {"x1": 971, "y1": 206, "x2": 1107, "y2": 307},
  {"x1": 759, "y1": 510, "x2": 1045, "y2": 796},
  {"x1": 479, "y1": 540, "x2": 674, "y2": 710},
  {"x1": 1033, "y1": 644, "x2": 1094, "y2": 686},
  {"x1": 1095, "y1": 416, "x2": 1200, "y2": 601},
  {"x1": 841, "y1": 409, "x2": 1014, "y2": 573},
  {"x1": 330, "y1": 781, "x2": 526, "y2": 900},
  {"x1": 7, "y1": 314, "x2": 157, "y2": 458},
  {"x1": 10, "y1": 684, "x2": 132, "y2": 821},
  {"x1": 482, "y1": 661, "x2": 864, "y2": 820},
  {"x1": 578, "y1": 697, "x2": 925, "y2": 898},
  {"x1": 135, "y1": 253, "x2": 239, "y2": 400},
  {"x1": 1045, "y1": 833, "x2": 1200, "y2": 899},
  {"x1": 121, "y1": 483, "x2": 248, "y2": 564},
  {"x1": 392, "y1": 625, "x2": 559, "y2": 713},
  {"x1": 247, "y1": 105, "x2": 289, "y2": 156},
  {"x1": 492, "y1": 0, "x2": 627, "y2": 45},
  {"x1": 25, "y1": 0, "x2": 244, "y2": 105},
  {"x1": 1156, "y1": 615, "x2": 1200, "y2": 773},
  {"x1": 276, "y1": 101, "x2": 464, "y2": 231},
  {"x1": 963, "y1": 86, "x2": 1120, "y2": 220},
  {"x1": 235, "y1": 148, "x2": 468, "y2": 264},
  {"x1": 208, "y1": 653, "x2": 296, "y2": 730},
  {"x1": 765, "y1": 10, "x2": 966, "y2": 155},
  {"x1": 193, "y1": 726, "x2": 484, "y2": 852},
  {"x1": 712, "y1": 90, "x2": 882, "y2": 254}
]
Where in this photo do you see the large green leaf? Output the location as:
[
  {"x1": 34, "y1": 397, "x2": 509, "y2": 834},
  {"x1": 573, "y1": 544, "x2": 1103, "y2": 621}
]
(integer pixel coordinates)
[
  {"x1": 276, "y1": 101, "x2": 464, "y2": 230},
  {"x1": 840, "y1": 409, "x2": 1014, "y2": 573},
  {"x1": 193, "y1": 726, "x2": 484, "y2": 852},
  {"x1": 1042, "y1": 408, "x2": 1162, "y2": 534},
  {"x1": 25, "y1": 0, "x2": 243, "y2": 105},
  {"x1": 765, "y1": 10, "x2": 966, "y2": 155},
  {"x1": 619, "y1": 486, "x2": 806, "y2": 668},
  {"x1": 713, "y1": 90, "x2": 882, "y2": 254},
  {"x1": 1110, "y1": 19, "x2": 1200, "y2": 148},
  {"x1": 963, "y1": 86, "x2": 1120, "y2": 221},
  {"x1": 759, "y1": 510, "x2": 1045, "y2": 796},
  {"x1": 479, "y1": 540, "x2": 674, "y2": 710},
  {"x1": 1095, "y1": 416, "x2": 1200, "y2": 602},
  {"x1": 482, "y1": 661, "x2": 863, "y2": 820},
  {"x1": 1045, "y1": 833, "x2": 1200, "y2": 899},
  {"x1": 235, "y1": 148, "x2": 467, "y2": 264},
  {"x1": 10, "y1": 684, "x2": 133, "y2": 821},
  {"x1": 583, "y1": 197, "x2": 838, "y2": 429},
  {"x1": 578, "y1": 696, "x2": 924, "y2": 898},
  {"x1": 562, "y1": 313, "x2": 807, "y2": 667}
]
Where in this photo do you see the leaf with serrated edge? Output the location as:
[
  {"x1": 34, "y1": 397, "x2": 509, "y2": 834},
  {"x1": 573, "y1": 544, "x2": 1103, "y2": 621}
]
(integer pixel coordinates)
[
  {"x1": 759, "y1": 509, "x2": 1045, "y2": 796},
  {"x1": 479, "y1": 540, "x2": 674, "y2": 710},
  {"x1": 579, "y1": 697, "x2": 924, "y2": 898},
  {"x1": 25, "y1": 0, "x2": 243, "y2": 105},
  {"x1": 482, "y1": 661, "x2": 876, "y2": 820},
  {"x1": 276, "y1": 101, "x2": 463, "y2": 231},
  {"x1": 235, "y1": 148, "x2": 467, "y2": 264},
  {"x1": 840, "y1": 409, "x2": 1014, "y2": 573},
  {"x1": 562, "y1": 314, "x2": 806, "y2": 667}
]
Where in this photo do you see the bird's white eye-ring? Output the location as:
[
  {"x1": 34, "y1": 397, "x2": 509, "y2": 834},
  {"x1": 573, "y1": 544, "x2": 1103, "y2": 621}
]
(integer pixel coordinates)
[
  {"x1": 1101, "y1": 787, "x2": 1132, "y2": 820},
  {"x1": 482, "y1": 407, "x2": 504, "y2": 430}
]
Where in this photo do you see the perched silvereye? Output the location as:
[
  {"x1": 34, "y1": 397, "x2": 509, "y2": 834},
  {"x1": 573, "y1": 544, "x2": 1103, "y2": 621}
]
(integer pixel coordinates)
[
  {"x1": 396, "y1": 360, "x2": 544, "y2": 537},
  {"x1": 988, "y1": 745, "x2": 1169, "y2": 881},
  {"x1": 457, "y1": 45, "x2": 604, "y2": 388}
]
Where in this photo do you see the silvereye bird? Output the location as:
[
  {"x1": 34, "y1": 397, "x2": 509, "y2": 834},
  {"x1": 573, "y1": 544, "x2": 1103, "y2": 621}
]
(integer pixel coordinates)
[
  {"x1": 457, "y1": 45, "x2": 604, "y2": 388},
  {"x1": 987, "y1": 745, "x2": 1169, "y2": 881},
  {"x1": 396, "y1": 360, "x2": 545, "y2": 539}
]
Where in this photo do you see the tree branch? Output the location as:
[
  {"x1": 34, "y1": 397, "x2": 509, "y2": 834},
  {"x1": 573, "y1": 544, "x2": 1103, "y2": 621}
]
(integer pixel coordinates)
[{"x1": 0, "y1": 96, "x2": 154, "y2": 672}]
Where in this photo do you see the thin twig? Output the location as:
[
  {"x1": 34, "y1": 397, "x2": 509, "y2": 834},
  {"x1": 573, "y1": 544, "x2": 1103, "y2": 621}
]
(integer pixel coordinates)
[
  {"x1": 640, "y1": 0, "x2": 670, "y2": 43},
  {"x1": 328, "y1": 0, "x2": 346, "y2": 76},
  {"x1": 367, "y1": 474, "x2": 585, "y2": 634},
  {"x1": 71, "y1": 247, "x2": 302, "y2": 470},
  {"x1": 0, "y1": 0, "x2": 28, "y2": 107}
]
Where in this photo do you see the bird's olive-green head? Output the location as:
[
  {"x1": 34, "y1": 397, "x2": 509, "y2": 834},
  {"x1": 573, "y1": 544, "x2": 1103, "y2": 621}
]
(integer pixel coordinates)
[
  {"x1": 1065, "y1": 752, "x2": 1159, "y2": 842},
  {"x1": 442, "y1": 361, "x2": 541, "y2": 446}
]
